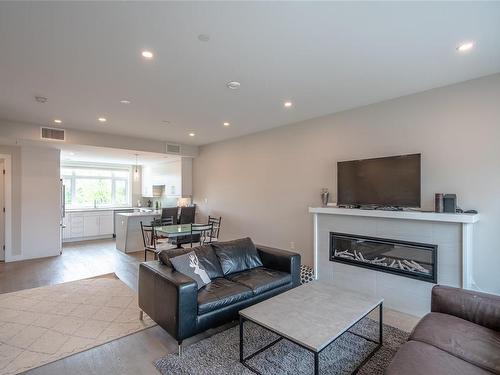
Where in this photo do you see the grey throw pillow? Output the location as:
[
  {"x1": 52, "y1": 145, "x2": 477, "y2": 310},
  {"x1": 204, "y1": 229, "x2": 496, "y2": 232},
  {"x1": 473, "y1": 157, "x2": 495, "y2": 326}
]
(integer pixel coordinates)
[{"x1": 169, "y1": 251, "x2": 211, "y2": 289}]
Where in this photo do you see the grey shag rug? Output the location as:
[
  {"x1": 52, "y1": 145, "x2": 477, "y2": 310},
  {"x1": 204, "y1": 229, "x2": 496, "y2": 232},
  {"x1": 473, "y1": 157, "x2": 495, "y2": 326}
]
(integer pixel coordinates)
[{"x1": 155, "y1": 318, "x2": 408, "y2": 375}]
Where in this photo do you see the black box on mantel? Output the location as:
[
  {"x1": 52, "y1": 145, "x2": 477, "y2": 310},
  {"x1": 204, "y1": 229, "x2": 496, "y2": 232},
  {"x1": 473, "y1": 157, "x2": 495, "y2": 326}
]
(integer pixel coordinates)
[{"x1": 443, "y1": 194, "x2": 457, "y2": 213}]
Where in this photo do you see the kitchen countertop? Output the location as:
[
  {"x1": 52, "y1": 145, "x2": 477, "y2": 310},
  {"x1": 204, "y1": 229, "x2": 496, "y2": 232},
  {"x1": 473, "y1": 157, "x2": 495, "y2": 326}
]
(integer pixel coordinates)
[
  {"x1": 116, "y1": 210, "x2": 162, "y2": 217},
  {"x1": 67, "y1": 207, "x2": 136, "y2": 212}
]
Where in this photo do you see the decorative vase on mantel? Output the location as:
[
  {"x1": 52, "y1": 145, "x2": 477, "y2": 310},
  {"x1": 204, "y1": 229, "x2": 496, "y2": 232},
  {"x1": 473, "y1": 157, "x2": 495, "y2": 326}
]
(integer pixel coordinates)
[{"x1": 320, "y1": 188, "x2": 330, "y2": 206}]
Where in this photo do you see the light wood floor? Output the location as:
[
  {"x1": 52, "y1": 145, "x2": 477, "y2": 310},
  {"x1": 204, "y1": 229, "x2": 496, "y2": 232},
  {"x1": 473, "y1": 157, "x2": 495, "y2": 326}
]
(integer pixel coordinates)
[
  {"x1": 0, "y1": 239, "x2": 230, "y2": 375},
  {"x1": 0, "y1": 239, "x2": 419, "y2": 374}
]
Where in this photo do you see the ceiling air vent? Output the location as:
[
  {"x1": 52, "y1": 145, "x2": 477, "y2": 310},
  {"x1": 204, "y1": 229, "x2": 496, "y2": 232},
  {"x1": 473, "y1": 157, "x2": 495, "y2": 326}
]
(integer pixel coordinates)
[
  {"x1": 41, "y1": 127, "x2": 66, "y2": 141},
  {"x1": 166, "y1": 143, "x2": 181, "y2": 154}
]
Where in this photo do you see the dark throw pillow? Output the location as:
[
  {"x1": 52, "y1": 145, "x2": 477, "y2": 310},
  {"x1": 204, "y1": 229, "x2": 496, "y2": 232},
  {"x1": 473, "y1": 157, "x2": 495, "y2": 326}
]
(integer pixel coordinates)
[
  {"x1": 158, "y1": 245, "x2": 224, "y2": 279},
  {"x1": 212, "y1": 237, "x2": 263, "y2": 275},
  {"x1": 169, "y1": 251, "x2": 211, "y2": 289}
]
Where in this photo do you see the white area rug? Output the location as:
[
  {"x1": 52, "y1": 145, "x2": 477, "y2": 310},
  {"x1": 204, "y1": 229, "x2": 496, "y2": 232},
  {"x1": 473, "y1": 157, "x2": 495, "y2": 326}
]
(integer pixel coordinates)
[{"x1": 0, "y1": 275, "x2": 154, "y2": 375}]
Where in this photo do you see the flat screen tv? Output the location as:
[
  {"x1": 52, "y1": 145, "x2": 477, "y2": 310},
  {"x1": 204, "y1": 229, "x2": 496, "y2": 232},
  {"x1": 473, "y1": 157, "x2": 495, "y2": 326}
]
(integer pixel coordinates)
[{"x1": 337, "y1": 153, "x2": 421, "y2": 208}]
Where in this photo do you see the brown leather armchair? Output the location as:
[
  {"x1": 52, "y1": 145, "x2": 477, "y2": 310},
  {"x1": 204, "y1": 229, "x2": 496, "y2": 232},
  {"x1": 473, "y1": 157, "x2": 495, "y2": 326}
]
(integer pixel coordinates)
[{"x1": 386, "y1": 285, "x2": 500, "y2": 375}]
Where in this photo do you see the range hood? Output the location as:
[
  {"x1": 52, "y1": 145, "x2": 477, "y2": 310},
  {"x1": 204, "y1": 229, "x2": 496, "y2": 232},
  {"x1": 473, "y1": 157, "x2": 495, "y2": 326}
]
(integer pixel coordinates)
[{"x1": 152, "y1": 185, "x2": 164, "y2": 197}]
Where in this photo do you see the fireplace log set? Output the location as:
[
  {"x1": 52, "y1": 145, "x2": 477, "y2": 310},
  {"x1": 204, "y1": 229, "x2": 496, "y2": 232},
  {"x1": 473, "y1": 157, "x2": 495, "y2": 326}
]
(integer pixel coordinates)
[{"x1": 334, "y1": 249, "x2": 431, "y2": 274}]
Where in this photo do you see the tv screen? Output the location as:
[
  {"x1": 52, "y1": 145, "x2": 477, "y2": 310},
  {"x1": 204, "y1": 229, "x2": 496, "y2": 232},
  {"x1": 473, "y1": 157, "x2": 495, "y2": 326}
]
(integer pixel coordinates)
[{"x1": 337, "y1": 154, "x2": 421, "y2": 207}]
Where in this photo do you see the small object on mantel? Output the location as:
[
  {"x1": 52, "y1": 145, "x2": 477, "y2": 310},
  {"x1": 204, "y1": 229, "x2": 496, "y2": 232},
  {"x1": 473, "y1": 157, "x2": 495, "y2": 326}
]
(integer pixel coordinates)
[
  {"x1": 320, "y1": 188, "x2": 330, "y2": 206},
  {"x1": 443, "y1": 194, "x2": 457, "y2": 213},
  {"x1": 327, "y1": 202, "x2": 337, "y2": 207},
  {"x1": 434, "y1": 193, "x2": 444, "y2": 213}
]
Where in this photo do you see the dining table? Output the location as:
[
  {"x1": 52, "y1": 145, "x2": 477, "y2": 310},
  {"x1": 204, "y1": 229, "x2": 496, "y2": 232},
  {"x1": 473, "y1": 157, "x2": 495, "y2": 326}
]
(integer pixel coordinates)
[{"x1": 155, "y1": 223, "x2": 211, "y2": 248}]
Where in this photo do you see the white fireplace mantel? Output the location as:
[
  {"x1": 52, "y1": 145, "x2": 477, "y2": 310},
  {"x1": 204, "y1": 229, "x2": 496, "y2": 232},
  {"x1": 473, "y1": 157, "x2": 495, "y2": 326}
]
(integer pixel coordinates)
[
  {"x1": 309, "y1": 207, "x2": 479, "y2": 224},
  {"x1": 309, "y1": 207, "x2": 480, "y2": 314}
]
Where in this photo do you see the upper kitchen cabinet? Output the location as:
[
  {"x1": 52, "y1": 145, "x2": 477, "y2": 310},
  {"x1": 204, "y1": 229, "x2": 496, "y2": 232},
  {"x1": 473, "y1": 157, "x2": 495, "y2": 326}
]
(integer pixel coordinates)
[
  {"x1": 141, "y1": 164, "x2": 154, "y2": 197},
  {"x1": 141, "y1": 157, "x2": 192, "y2": 198}
]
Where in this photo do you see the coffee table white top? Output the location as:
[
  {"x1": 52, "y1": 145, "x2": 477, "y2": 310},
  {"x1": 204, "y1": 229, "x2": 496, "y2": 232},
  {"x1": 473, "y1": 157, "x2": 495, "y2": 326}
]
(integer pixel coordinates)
[{"x1": 239, "y1": 281, "x2": 383, "y2": 352}]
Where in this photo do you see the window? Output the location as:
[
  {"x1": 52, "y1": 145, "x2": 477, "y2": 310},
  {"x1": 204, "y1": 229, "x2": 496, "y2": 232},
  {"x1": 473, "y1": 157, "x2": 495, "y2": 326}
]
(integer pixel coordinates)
[{"x1": 61, "y1": 165, "x2": 131, "y2": 209}]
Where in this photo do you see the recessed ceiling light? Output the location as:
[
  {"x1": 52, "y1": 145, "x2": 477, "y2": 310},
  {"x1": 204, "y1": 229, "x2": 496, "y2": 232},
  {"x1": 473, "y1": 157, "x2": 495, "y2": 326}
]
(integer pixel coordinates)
[
  {"x1": 223, "y1": 122, "x2": 230, "y2": 127},
  {"x1": 226, "y1": 81, "x2": 241, "y2": 90},
  {"x1": 284, "y1": 101, "x2": 293, "y2": 108},
  {"x1": 189, "y1": 132, "x2": 195, "y2": 137},
  {"x1": 457, "y1": 41, "x2": 474, "y2": 52},
  {"x1": 53, "y1": 119, "x2": 62, "y2": 124},
  {"x1": 141, "y1": 50, "x2": 154, "y2": 59},
  {"x1": 198, "y1": 34, "x2": 210, "y2": 42},
  {"x1": 162, "y1": 120, "x2": 171, "y2": 124},
  {"x1": 120, "y1": 99, "x2": 131, "y2": 104},
  {"x1": 98, "y1": 117, "x2": 107, "y2": 123}
]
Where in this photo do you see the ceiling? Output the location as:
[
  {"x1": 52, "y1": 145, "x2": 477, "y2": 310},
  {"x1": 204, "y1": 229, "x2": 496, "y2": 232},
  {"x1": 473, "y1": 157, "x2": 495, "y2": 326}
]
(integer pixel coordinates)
[{"x1": 0, "y1": 2, "x2": 499, "y2": 146}]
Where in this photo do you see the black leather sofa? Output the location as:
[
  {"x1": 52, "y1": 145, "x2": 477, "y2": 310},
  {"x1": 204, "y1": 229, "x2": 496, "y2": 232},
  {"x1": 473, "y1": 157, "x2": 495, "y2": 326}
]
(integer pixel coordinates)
[{"x1": 138, "y1": 238, "x2": 301, "y2": 352}]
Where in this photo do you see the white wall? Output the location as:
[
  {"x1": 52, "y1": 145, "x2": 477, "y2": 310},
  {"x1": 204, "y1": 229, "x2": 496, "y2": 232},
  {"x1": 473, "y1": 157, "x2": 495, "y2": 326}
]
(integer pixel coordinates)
[
  {"x1": 0, "y1": 143, "x2": 61, "y2": 261},
  {"x1": 20, "y1": 145, "x2": 61, "y2": 260},
  {"x1": 193, "y1": 73, "x2": 500, "y2": 295},
  {"x1": 0, "y1": 145, "x2": 21, "y2": 257}
]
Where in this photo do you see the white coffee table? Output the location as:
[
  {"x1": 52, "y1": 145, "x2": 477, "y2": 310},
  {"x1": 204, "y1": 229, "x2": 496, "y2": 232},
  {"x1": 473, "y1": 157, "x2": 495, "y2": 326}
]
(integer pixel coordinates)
[{"x1": 239, "y1": 281, "x2": 383, "y2": 374}]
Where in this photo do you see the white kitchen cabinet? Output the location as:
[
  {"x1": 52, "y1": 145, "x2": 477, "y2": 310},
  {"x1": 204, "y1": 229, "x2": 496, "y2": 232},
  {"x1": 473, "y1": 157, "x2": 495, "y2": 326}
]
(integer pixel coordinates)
[
  {"x1": 141, "y1": 157, "x2": 192, "y2": 198},
  {"x1": 98, "y1": 212, "x2": 114, "y2": 235},
  {"x1": 141, "y1": 165, "x2": 154, "y2": 197},
  {"x1": 69, "y1": 213, "x2": 84, "y2": 238},
  {"x1": 63, "y1": 210, "x2": 115, "y2": 242},
  {"x1": 83, "y1": 213, "x2": 100, "y2": 237}
]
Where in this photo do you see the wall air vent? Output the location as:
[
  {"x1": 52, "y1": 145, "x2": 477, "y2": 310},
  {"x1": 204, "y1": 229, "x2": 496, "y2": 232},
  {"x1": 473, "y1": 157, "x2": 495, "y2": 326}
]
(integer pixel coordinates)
[
  {"x1": 41, "y1": 127, "x2": 65, "y2": 141},
  {"x1": 166, "y1": 143, "x2": 181, "y2": 154}
]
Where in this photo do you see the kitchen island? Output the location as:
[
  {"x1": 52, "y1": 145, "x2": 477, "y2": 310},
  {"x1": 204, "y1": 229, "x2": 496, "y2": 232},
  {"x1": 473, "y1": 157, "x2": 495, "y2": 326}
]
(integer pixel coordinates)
[{"x1": 115, "y1": 211, "x2": 161, "y2": 253}]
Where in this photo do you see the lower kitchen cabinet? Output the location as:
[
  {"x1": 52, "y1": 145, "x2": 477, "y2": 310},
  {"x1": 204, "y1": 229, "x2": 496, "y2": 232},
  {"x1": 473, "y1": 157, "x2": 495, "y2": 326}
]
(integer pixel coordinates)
[
  {"x1": 63, "y1": 210, "x2": 114, "y2": 242},
  {"x1": 99, "y1": 212, "x2": 114, "y2": 235}
]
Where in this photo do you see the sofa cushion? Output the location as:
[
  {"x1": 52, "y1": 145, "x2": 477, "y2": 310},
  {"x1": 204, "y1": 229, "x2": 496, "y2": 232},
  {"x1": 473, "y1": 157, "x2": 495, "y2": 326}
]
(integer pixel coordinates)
[
  {"x1": 212, "y1": 237, "x2": 263, "y2": 275},
  {"x1": 227, "y1": 267, "x2": 292, "y2": 295},
  {"x1": 386, "y1": 340, "x2": 492, "y2": 375},
  {"x1": 169, "y1": 251, "x2": 211, "y2": 290},
  {"x1": 158, "y1": 245, "x2": 224, "y2": 279},
  {"x1": 197, "y1": 278, "x2": 253, "y2": 315},
  {"x1": 410, "y1": 312, "x2": 500, "y2": 374}
]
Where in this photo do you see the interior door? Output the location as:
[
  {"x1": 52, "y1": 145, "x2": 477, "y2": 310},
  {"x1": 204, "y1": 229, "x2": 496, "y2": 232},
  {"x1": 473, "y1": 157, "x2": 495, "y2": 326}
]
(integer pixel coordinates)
[{"x1": 0, "y1": 160, "x2": 5, "y2": 261}]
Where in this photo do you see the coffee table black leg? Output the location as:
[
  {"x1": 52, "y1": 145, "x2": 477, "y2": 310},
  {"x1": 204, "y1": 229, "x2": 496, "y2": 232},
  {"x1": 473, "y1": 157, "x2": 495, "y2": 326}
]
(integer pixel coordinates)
[
  {"x1": 239, "y1": 316, "x2": 244, "y2": 363},
  {"x1": 314, "y1": 351, "x2": 319, "y2": 375},
  {"x1": 379, "y1": 302, "x2": 383, "y2": 344}
]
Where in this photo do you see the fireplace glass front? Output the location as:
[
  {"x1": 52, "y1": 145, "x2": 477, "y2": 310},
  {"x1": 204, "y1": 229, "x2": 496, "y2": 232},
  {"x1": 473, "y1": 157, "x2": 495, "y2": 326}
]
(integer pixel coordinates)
[{"x1": 330, "y1": 232, "x2": 437, "y2": 283}]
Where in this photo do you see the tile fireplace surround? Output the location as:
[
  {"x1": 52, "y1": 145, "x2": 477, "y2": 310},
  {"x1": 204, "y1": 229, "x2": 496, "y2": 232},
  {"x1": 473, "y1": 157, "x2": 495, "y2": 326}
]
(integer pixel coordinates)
[{"x1": 309, "y1": 207, "x2": 479, "y2": 316}]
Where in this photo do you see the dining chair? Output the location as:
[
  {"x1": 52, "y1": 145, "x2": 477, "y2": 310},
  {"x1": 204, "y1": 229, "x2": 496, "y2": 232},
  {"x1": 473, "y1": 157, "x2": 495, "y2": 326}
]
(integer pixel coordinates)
[
  {"x1": 190, "y1": 223, "x2": 214, "y2": 247},
  {"x1": 160, "y1": 216, "x2": 174, "y2": 226},
  {"x1": 162, "y1": 207, "x2": 179, "y2": 224},
  {"x1": 207, "y1": 216, "x2": 222, "y2": 242},
  {"x1": 151, "y1": 216, "x2": 173, "y2": 240},
  {"x1": 140, "y1": 221, "x2": 172, "y2": 261},
  {"x1": 179, "y1": 206, "x2": 196, "y2": 224}
]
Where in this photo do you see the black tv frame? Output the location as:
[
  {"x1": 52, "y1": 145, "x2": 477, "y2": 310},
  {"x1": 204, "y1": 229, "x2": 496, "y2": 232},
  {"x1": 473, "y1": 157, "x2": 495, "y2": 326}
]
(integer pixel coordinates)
[{"x1": 336, "y1": 153, "x2": 421, "y2": 209}]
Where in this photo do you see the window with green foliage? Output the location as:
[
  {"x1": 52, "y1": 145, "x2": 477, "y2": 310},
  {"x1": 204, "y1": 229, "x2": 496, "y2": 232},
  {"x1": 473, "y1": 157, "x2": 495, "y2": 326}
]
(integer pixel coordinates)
[{"x1": 61, "y1": 166, "x2": 131, "y2": 209}]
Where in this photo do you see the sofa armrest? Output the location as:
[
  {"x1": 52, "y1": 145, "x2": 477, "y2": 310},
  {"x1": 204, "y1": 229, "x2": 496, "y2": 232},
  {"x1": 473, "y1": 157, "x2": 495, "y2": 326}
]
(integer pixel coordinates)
[
  {"x1": 138, "y1": 261, "x2": 198, "y2": 342},
  {"x1": 431, "y1": 285, "x2": 500, "y2": 331},
  {"x1": 256, "y1": 245, "x2": 301, "y2": 287}
]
